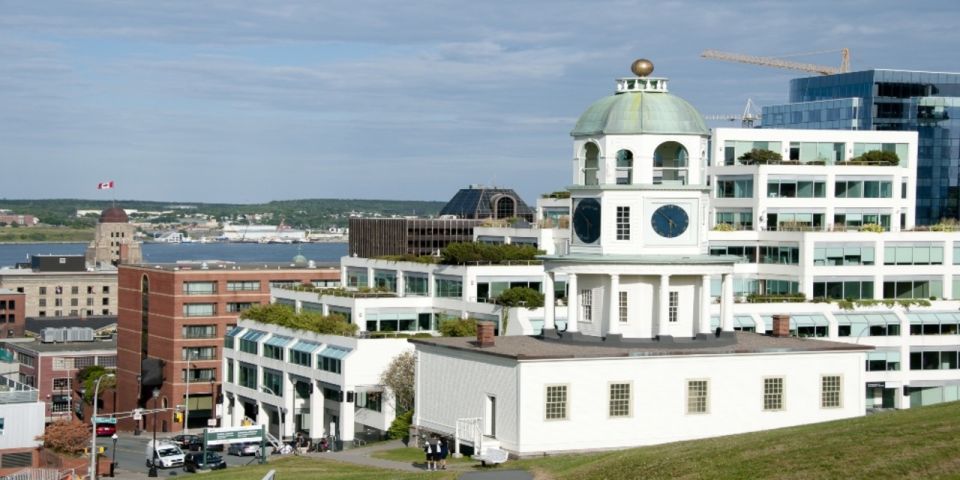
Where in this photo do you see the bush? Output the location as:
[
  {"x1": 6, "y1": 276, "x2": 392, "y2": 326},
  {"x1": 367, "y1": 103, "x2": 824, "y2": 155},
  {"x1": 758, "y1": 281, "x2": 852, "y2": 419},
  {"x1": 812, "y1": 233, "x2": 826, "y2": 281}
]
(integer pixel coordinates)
[
  {"x1": 241, "y1": 304, "x2": 358, "y2": 336},
  {"x1": 930, "y1": 219, "x2": 958, "y2": 232},
  {"x1": 440, "y1": 242, "x2": 542, "y2": 265},
  {"x1": 388, "y1": 410, "x2": 413, "y2": 440},
  {"x1": 746, "y1": 293, "x2": 805, "y2": 303},
  {"x1": 38, "y1": 421, "x2": 90, "y2": 455},
  {"x1": 712, "y1": 223, "x2": 735, "y2": 232},
  {"x1": 858, "y1": 223, "x2": 885, "y2": 233},
  {"x1": 439, "y1": 318, "x2": 478, "y2": 337},
  {"x1": 850, "y1": 150, "x2": 899, "y2": 165},
  {"x1": 737, "y1": 148, "x2": 782, "y2": 165}
]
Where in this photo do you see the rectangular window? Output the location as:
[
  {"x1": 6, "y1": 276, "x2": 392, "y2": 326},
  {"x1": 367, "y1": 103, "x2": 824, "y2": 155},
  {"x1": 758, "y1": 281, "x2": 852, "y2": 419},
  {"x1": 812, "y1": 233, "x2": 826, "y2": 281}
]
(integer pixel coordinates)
[
  {"x1": 319, "y1": 356, "x2": 342, "y2": 374},
  {"x1": 263, "y1": 369, "x2": 282, "y2": 395},
  {"x1": 182, "y1": 281, "x2": 217, "y2": 295},
  {"x1": 356, "y1": 391, "x2": 383, "y2": 412},
  {"x1": 687, "y1": 380, "x2": 708, "y2": 414},
  {"x1": 668, "y1": 291, "x2": 679, "y2": 323},
  {"x1": 226, "y1": 302, "x2": 256, "y2": 313},
  {"x1": 226, "y1": 281, "x2": 261, "y2": 292},
  {"x1": 263, "y1": 344, "x2": 284, "y2": 361},
  {"x1": 821, "y1": 375, "x2": 841, "y2": 408},
  {"x1": 609, "y1": 383, "x2": 631, "y2": 417},
  {"x1": 226, "y1": 361, "x2": 234, "y2": 383},
  {"x1": 616, "y1": 206, "x2": 630, "y2": 240},
  {"x1": 183, "y1": 303, "x2": 216, "y2": 317},
  {"x1": 545, "y1": 385, "x2": 568, "y2": 420},
  {"x1": 404, "y1": 274, "x2": 429, "y2": 296},
  {"x1": 239, "y1": 339, "x2": 258, "y2": 355},
  {"x1": 182, "y1": 368, "x2": 216, "y2": 383},
  {"x1": 182, "y1": 325, "x2": 217, "y2": 339},
  {"x1": 434, "y1": 277, "x2": 463, "y2": 298},
  {"x1": 52, "y1": 378, "x2": 71, "y2": 391},
  {"x1": 618, "y1": 291, "x2": 628, "y2": 323},
  {"x1": 581, "y1": 289, "x2": 592, "y2": 322},
  {"x1": 291, "y1": 350, "x2": 312, "y2": 367},
  {"x1": 238, "y1": 362, "x2": 257, "y2": 389},
  {"x1": 763, "y1": 377, "x2": 784, "y2": 411},
  {"x1": 182, "y1": 346, "x2": 216, "y2": 361}
]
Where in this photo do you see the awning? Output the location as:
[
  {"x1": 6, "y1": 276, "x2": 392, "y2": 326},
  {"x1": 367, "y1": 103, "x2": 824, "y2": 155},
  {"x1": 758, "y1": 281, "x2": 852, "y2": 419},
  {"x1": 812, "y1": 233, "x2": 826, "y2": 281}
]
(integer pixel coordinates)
[
  {"x1": 319, "y1": 346, "x2": 352, "y2": 360},
  {"x1": 908, "y1": 312, "x2": 960, "y2": 324},
  {"x1": 241, "y1": 330, "x2": 266, "y2": 342},
  {"x1": 867, "y1": 350, "x2": 901, "y2": 362},
  {"x1": 291, "y1": 340, "x2": 322, "y2": 354},
  {"x1": 910, "y1": 346, "x2": 959, "y2": 353},
  {"x1": 226, "y1": 326, "x2": 244, "y2": 338},
  {"x1": 735, "y1": 315, "x2": 755, "y2": 328},
  {"x1": 265, "y1": 335, "x2": 293, "y2": 348},
  {"x1": 835, "y1": 312, "x2": 898, "y2": 325}
]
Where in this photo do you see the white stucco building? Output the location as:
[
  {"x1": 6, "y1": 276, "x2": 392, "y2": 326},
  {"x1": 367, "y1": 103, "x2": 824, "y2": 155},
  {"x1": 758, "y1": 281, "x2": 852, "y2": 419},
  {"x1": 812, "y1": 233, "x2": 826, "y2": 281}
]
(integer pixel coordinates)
[
  {"x1": 411, "y1": 61, "x2": 872, "y2": 457},
  {"x1": 220, "y1": 319, "x2": 412, "y2": 443}
]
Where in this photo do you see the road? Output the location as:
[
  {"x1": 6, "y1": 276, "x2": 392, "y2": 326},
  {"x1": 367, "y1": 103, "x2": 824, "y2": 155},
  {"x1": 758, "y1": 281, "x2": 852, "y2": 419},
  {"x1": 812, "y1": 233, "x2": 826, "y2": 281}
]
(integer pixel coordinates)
[{"x1": 107, "y1": 432, "x2": 272, "y2": 478}]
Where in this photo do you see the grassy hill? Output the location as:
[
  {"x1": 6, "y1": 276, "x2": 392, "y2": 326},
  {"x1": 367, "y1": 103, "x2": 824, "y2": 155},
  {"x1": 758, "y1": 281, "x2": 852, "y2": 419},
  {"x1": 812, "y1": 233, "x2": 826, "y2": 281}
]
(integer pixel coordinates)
[{"x1": 196, "y1": 401, "x2": 960, "y2": 479}]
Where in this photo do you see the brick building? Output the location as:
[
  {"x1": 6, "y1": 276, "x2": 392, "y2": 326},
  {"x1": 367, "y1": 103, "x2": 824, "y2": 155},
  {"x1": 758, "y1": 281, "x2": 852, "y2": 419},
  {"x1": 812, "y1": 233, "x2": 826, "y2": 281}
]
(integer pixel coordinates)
[
  {"x1": 0, "y1": 290, "x2": 25, "y2": 338},
  {"x1": 0, "y1": 338, "x2": 117, "y2": 423},
  {"x1": 116, "y1": 260, "x2": 340, "y2": 433}
]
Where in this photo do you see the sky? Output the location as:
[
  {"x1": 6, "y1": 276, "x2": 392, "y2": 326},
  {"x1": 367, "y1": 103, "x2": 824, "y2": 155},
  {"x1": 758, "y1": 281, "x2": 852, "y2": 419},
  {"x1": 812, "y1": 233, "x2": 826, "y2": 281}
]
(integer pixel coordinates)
[{"x1": 2, "y1": 0, "x2": 959, "y2": 204}]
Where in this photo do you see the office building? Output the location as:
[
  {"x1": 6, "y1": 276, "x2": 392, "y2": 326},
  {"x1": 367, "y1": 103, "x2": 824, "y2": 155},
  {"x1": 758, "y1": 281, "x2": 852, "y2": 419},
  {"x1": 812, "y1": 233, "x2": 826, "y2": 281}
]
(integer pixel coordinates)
[{"x1": 762, "y1": 70, "x2": 960, "y2": 224}]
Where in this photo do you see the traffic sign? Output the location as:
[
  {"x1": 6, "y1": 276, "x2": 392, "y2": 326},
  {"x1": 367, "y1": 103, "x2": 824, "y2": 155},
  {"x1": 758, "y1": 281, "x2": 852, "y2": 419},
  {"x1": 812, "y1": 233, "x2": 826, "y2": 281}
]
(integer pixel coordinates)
[{"x1": 203, "y1": 426, "x2": 264, "y2": 446}]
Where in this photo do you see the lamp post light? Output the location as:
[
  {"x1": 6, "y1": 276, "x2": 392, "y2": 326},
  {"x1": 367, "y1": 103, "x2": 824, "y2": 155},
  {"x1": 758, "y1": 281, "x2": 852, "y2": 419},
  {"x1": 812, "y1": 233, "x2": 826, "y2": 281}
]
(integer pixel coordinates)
[
  {"x1": 89, "y1": 373, "x2": 115, "y2": 480},
  {"x1": 148, "y1": 388, "x2": 160, "y2": 478},
  {"x1": 111, "y1": 433, "x2": 118, "y2": 477}
]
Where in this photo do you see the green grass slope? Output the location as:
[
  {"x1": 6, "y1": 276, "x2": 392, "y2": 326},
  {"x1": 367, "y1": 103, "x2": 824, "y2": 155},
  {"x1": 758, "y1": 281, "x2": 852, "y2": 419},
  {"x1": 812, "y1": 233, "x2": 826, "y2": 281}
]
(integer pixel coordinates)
[{"x1": 520, "y1": 401, "x2": 960, "y2": 480}]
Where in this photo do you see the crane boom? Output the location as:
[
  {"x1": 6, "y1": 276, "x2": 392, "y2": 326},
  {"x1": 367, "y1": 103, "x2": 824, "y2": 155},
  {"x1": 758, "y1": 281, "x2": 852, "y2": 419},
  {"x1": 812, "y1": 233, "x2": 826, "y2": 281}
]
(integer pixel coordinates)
[{"x1": 701, "y1": 49, "x2": 849, "y2": 76}]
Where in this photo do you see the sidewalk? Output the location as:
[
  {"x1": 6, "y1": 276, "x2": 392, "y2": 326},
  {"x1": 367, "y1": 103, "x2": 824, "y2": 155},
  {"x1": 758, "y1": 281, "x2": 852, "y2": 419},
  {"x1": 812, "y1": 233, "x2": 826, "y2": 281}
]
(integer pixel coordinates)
[{"x1": 302, "y1": 438, "x2": 424, "y2": 473}]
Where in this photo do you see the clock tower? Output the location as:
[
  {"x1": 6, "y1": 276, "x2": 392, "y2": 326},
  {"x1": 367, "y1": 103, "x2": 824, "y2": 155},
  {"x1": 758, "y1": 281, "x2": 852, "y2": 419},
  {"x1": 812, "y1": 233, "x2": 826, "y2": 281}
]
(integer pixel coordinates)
[{"x1": 542, "y1": 59, "x2": 738, "y2": 344}]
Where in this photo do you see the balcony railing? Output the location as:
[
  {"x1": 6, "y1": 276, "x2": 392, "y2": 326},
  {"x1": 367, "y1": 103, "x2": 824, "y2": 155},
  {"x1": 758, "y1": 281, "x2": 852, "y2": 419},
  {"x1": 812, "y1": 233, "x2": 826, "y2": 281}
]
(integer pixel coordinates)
[{"x1": 0, "y1": 377, "x2": 39, "y2": 404}]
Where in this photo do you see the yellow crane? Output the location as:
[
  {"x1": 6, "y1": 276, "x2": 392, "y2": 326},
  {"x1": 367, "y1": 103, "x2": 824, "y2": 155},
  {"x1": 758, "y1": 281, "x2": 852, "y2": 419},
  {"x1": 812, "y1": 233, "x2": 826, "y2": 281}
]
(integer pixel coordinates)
[{"x1": 701, "y1": 48, "x2": 850, "y2": 76}]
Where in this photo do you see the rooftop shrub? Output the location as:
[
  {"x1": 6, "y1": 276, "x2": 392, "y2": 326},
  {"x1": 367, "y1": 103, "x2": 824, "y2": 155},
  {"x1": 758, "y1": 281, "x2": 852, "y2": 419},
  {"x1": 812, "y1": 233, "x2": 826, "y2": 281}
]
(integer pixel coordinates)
[{"x1": 241, "y1": 303, "x2": 358, "y2": 336}]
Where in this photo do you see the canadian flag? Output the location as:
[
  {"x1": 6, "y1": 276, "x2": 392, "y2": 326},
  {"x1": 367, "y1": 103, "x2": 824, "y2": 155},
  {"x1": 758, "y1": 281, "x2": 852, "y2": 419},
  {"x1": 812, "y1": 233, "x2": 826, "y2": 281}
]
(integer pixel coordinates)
[{"x1": 96, "y1": 181, "x2": 115, "y2": 190}]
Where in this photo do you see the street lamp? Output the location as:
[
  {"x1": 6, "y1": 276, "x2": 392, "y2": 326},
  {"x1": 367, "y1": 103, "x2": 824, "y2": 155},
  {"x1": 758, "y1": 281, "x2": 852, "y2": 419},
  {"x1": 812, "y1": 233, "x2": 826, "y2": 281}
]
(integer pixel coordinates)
[
  {"x1": 261, "y1": 386, "x2": 285, "y2": 445},
  {"x1": 89, "y1": 373, "x2": 115, "y2": 480},
  {"x1": 111, "y1": 433, "x2": 118, "y2": 477},
  {"x1": 148, "y1": 387, "x2": 160, "y2": 478}
]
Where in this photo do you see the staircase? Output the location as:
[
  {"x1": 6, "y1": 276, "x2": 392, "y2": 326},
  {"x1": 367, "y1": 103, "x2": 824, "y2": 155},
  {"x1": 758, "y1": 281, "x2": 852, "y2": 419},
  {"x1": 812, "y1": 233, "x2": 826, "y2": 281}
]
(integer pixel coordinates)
[{"x1": 264, "y1": 432, "x2": 282, "y2": 450}]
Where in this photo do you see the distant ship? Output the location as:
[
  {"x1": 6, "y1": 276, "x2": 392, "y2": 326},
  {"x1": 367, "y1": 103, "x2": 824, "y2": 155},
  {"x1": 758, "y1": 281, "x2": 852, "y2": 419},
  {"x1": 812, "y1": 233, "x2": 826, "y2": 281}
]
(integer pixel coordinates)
[{"x1": 221, "y1": 223, "x2": 308, "y2": 243}]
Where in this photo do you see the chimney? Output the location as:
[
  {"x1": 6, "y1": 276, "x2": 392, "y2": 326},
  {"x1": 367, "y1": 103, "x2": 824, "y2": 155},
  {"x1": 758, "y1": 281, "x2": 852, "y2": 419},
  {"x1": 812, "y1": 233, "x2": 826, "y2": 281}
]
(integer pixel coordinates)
[
  {"x1": 476, "y1": 321, "x2": 495, "y2": 348},
  {"x1": 771, "y1": 314, "x2": 791, "y2": 338}
]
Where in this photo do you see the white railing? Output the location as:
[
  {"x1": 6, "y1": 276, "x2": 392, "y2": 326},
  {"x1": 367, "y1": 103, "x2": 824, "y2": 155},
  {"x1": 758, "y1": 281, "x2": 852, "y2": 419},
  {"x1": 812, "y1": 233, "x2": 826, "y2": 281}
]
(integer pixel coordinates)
[
  {"x1": 454, "y1": 417, "x2": 482, "y2": 455},
  {"x1": 1, "y1": 468, "x2": 68, "y2": 480}
]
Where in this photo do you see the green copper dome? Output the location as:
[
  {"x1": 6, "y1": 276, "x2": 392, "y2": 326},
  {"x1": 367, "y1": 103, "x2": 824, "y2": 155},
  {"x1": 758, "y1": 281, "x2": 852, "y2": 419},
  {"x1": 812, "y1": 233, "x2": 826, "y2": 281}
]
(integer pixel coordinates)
[{"x1": 571, "y1": 90, "x2": 709, "y2": 137}]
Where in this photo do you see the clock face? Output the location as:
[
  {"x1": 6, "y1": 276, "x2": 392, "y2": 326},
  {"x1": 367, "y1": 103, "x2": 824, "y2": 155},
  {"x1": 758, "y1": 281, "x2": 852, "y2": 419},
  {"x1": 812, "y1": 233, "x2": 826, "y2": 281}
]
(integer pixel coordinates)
[
  {"x1": 573, "y1": 198, "x2": 601, "y2": 244},
  {"x1": 651, "y1": 204, "x2": 689, "y2": 238}
]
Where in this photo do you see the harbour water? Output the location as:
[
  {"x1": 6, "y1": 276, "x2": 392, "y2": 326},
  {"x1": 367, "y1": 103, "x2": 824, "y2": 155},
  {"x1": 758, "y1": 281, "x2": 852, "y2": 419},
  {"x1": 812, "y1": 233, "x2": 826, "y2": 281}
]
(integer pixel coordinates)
[{"x1": 0, "y1": 242, "x2": 348, "y2": 267}]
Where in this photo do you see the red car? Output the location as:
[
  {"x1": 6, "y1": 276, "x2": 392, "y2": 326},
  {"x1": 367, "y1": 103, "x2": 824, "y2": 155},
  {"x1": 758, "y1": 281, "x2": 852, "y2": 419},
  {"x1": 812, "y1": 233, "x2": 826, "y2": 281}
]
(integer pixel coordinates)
[{"x1": 95, "y1": 423, "x2": 116, "y2": 437}]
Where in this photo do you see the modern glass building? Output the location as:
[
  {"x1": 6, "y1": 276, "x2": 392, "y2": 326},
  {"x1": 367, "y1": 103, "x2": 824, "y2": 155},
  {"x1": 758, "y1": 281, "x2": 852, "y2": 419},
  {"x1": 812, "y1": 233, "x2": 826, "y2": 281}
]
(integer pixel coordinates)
[{"x1": 763, "y1": 70, "x2": 960, "y2": 224}]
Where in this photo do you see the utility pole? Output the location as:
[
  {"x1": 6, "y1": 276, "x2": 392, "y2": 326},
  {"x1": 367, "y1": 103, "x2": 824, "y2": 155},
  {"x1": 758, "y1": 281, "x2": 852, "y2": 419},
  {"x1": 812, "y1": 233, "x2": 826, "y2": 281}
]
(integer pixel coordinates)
[{"x1": 89, "y1": 373, "x2": 115, "y2": 480}]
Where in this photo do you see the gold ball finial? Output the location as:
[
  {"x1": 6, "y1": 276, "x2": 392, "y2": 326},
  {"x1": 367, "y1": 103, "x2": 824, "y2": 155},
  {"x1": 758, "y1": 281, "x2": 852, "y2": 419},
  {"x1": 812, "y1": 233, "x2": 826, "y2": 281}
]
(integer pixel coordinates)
[{"x1": 631, "y1": 58, "x2": 654, "y2": 77}]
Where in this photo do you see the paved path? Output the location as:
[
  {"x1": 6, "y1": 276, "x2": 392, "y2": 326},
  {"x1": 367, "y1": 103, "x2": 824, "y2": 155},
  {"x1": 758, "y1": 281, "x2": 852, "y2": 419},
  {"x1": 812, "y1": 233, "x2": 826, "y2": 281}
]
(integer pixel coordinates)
[{"x1": 302, "y1": 438, "x2": 426, "y2": 472}]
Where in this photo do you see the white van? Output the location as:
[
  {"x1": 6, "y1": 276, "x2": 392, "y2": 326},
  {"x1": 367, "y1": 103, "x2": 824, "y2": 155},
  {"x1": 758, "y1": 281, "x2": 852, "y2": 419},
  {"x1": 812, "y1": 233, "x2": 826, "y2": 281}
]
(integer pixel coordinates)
[{"x1": 146, "y1": 440, "x2": 185, "y2": 469}]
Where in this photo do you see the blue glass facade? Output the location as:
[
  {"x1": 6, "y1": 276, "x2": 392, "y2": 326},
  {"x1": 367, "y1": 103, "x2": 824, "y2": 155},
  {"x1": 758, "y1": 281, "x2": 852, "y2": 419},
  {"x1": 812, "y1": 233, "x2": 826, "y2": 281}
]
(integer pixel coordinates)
[{"x1": 762, "y1": 70, "x2": 960, "y2": 224}]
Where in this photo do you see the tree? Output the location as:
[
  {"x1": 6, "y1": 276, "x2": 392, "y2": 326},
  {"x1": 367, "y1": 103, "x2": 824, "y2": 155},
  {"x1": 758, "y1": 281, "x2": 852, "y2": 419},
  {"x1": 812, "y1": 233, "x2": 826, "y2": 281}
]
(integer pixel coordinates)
[
  {"x1": 77, "y1": 365, "x2": 116, "y2": 403},
  {"x1": 851, "y1": 150, "x2": 899, "y2": 165},
  {"x1": 439, "y1": 318, "x2": 477, "y2": 337},
  {"x1": 440, "y1": 242, "x2": 542, "y2": 265},
  {"x1": 37, "y1": 421, "x2": 90, "y2": 455},
  {"x1": 380, "y1": 351, "x2": 415, "y2": 414},
  {"x1": 495, "y1": 287, "x2": 545, "y2": 335},
  {"x1": 241, "y1": 303, "x2": 358, "y2": 336},
  {"x1": 737, "y1": 148, "x2": 782, "y2": 165}
]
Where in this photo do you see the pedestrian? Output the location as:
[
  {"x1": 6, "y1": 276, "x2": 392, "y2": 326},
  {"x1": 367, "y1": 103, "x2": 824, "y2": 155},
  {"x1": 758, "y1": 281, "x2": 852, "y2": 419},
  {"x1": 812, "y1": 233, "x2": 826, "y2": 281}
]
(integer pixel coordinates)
[
  {"x1": 439, "y1": 438, "x2": 449, "y2": 470},
  {"x1": 423, "y1": 437, "x2": 435, "y2": 470}
]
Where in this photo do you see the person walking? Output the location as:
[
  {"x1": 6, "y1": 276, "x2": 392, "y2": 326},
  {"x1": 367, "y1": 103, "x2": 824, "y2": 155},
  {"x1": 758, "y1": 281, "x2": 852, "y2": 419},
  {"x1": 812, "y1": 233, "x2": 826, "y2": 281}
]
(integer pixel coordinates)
[
  {"x1": 423, "y1": 437, "x2": 436, "y2": 471},
  {"x1": 439, "y1": 438, "x2": 449, "y2": 470}
]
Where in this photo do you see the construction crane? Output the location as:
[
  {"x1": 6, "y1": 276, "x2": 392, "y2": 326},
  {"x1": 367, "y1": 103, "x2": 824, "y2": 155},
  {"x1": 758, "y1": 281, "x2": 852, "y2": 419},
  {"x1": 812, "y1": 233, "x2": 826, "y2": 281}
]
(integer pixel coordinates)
[
  {"x1": 703, "y1": 99, "x2": 762, "y2": 128},
  {"x1": 701, "y1": 48, "x2": 850, "y2": 76}
]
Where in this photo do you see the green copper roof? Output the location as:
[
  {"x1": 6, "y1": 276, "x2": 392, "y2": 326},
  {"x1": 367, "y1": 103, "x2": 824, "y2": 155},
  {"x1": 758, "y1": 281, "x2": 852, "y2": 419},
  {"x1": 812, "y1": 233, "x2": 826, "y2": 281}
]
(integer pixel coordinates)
[{"x1": 571, "y1": 91, "x2": 709, "y2": 137}]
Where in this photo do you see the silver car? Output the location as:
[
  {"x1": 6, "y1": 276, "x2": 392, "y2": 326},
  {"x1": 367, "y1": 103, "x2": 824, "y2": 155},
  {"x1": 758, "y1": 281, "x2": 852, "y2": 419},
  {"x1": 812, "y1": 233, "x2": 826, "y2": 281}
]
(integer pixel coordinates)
[{"x1": 227, "y1": 442, "x2": 260, "y2": 456}]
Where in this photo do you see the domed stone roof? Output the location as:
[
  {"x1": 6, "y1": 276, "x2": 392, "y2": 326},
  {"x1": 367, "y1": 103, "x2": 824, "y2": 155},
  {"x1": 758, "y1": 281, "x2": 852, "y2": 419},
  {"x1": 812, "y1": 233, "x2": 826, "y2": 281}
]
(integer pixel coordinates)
[
  {"x1": 571, "y1": 87, "x2": 709, "y2": 137},
  {"x1": 99, "y1": 207, "x2": 129, "y2": 223}
]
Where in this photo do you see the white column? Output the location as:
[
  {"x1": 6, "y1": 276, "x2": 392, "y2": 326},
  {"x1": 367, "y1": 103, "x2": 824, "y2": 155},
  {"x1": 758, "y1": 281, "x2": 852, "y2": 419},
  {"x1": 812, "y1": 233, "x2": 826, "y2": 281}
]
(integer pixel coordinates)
[
  {"x1": 658, "y1": 274, "x2": 670, "y2": 335},
  {"x1": 566, "y1": 274, "x2": 579, "y2": 333},
  {"x1": 396, "y1": 270, "x2": 405, "y2": 297},
  {"x1": 309, "y1": 382, "x2": 325, "y2": 438},
  {"x1": 366, "y1": 267, "x2": 374, "y2": 289},
  {"x1": 339, "y1": 391, "x2": 355, "y2": 442},
  {"x1": 607, "y1": 274, "x2": 620, "y2": 335},
  {"x1": 543, "y1": 272, "x2": 556, "y2": 331},
  {"x1": 700, "y1": 275, "x2": 712, "y2": 335},
  {"x1": 256, "y1": 400, "x2": 268, "y2": 427},
  {"x1": 721, "y1": 273, "x2": 734, "y2": 332},
  {"x1": 282, "y1": 375, "x2": 295, "y2": 440},
  {"x1": 428, "y1": 272, "x2": 436, "y2": 297}
]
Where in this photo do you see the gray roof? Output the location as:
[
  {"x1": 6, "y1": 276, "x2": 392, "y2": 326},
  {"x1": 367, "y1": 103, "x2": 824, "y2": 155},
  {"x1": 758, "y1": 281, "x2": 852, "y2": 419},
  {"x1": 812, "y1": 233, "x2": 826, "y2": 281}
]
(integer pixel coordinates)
[
  {"x1": 439, "y1": 187, "x2": 534, "y2": 221},
  {"x1": 410, "y1": 332, "x2": 870, "y2": 361},
  {"x1": 25, "y1": 316, "x2": 117, "y2": 335},
  {"x1": 3, "y1": 338, "x2": 117, "y2": 354}
]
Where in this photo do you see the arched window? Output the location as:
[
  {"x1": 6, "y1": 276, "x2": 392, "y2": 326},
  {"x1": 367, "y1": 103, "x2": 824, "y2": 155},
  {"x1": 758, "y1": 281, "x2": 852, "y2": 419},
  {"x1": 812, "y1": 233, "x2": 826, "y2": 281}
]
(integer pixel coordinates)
[
  {"x1": 495, "y1": 196, "x2": 516, "y2": 219},
  {"x1": 583, "y1": 143, "x2": 600, "y2": 186},
  {"x1": 654, "y1": 142, "x2": 689, "y2": 185},
  {"x1": 615, "y1": 149, "x2": 633, "y2": 185}
]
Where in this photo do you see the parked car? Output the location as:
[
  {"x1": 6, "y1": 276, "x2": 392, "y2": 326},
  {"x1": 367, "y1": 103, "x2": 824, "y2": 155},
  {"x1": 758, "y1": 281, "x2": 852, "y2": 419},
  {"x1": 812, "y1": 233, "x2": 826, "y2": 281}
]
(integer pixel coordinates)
[
  {"x1": 95, "y1": 422, "x2": 116, "y2": 437},
  {"x1": 171, "y1": 434, "x2": 202, "y2": 451},
  {"x1": 145, "y1": 440, "x2": 185, "y2": 469},
  {"x1": 227, "y1": 442, "x2": 260, "y2": 456},
  {"x1": 183, "y1": 451, "x2": 227, "y2": 472}
]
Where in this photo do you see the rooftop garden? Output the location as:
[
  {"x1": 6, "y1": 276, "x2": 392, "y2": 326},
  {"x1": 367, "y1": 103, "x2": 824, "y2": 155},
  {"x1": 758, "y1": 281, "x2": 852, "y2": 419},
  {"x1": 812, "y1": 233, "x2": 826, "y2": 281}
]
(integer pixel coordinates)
[
  {"x1": 377, "y1": 242, "x2": 544, "y2": 266},
  {"x1": 240, "y1": 304, "x2": 358, "y2": 336},
  {"x1": 735, "y1": 148, "x2": 900, "y2": 166}
]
